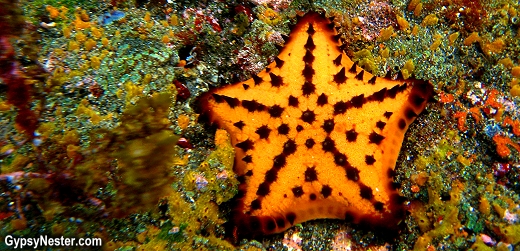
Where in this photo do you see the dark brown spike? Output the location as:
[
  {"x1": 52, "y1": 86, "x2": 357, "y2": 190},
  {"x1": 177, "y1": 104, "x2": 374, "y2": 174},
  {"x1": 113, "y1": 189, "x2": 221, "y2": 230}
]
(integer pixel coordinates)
[
  {"x1": 345, "y1": 165, "x2": 360, "y2": 181},
  {"x1": 387, "y1": 85, "x2": 400, "y2": 98},
  {"x1": 264, "y1": 168, "x2": 279, "y2": 183},
  {"x1": 333, "y1": 54, "x2": 342, "y2": 66},
  {"x1": 278, "y1": 123, "x2": 290, "y2": 135},
  {"x1": 332, "y1": 34, "x2": 342, "y2": 42},
  {"x1": 252, "y1": 75, "x2": 262, "y2": 85},
  {"x1": 281, "y1": 34, "x2": 289, "y2": 41},
  {"x1": 265, "y1": 218, "x2": 277, "y2": 232},
  {"x1": 307, "y1": 23, "x2": 315, "y2": 35},
  {"x1": 405, "y1": 108, "x2": 418, "y2": 119},
  {"x1": 305, "y1": 138, "x2": 315, "y2": 148},
  {"x1": 283, "y1": 139, "x2": 297, "y2": 155},
  {"x1": 333, "y1": 101, "x2": 348, "y2": 115},
  {"x1": 346, "y1": 129, "x2": 358, "y2": 142},
  {"x1": 301, "y1": 110, "x2": 316, "y2": 124},
  {"x1": 374, "y1": 202, "x2": 384, "y2": 211},
  {"x1": 365, "y1": 155, "x2": 376, "y2": 165},
  {"x1": 359, "y1": 184, "x2": 373, "y2": 199},
  {"x1": 384, "y1": 111, "x2": 393, "y2": 118},
  {"x1": 302, "y1": 65, "x2": 315, "y2": 81},
  {"x1": 410, "y1": 94, "x2": 426, "y2": 107},
  {"x1": 251, "y1": 199, "x2": 261, "y2": 210},
  {"x1": 274, "y1": 57, "x2": 284, "y2": 68},
  {"x1": 268, "y1": 105, "x2": 284, "y2": 117},
  {"x1": 304, "y1": 36, "x2": 316, "y2": 50},
  {"x1": 236, "y1": 139, "x2": 254, "y2": 151},
  {"x1": 334, "y1": 152, "x2": 346, "y2": 166},
  {"x1": 317, "y1": 93, "x2": 328, "y2": 106},
  {"x1": 269, "y1": 73, "x2": 283, "y2": 87},
  {"x1": 321, "y1": 137, "x2": 336, "y2": 152},
  {"x1": 255, "y1": 125, "x2": 271, "y2": 139},
  {"x1": 275, "y1": 44, "x2": 283, "y2": 51},
  {"x1": 286, "y1": 212, "x2": 296, "y2": 225},
  {"x1": 292, "y1": 186, "x2": 304, "y2": 197},
  {"x1": 322, "y1": 119, "x2": 335, "y2": 133},
  {"x1": 273, "y1": 154, "x2": 286, "y2": 168},
  {"x1": 318, "y1": 187, "x2": 331, "y2": 201},
  {"x1": 399, "y1": 82, "x2": 408, "y2": 91},
  {"x1": 242, "y1": 100, "x2": 259, "y2": 112},
  {"x1": 223, "y1": 96, "x2": 240, "y2": 108},
  {"x1": 303, "y1": 50, "x2": 315, "y2": 64},
  {"x1": 212, "y1": 93, "x2": 224, "y2": 103},
  {"x1": 288, "y1": 95, "x2": 299, "y2": 107},
  {"x1": 334, "y1": 67, "x2": 347, "y2": 84},
  {"x1": 371, "y1": 88, "x2": 387, "y2": 102},
  {"x1": 256, "y1": 182, "x2": 270, "y2": 196},
  {"x1": 304, "y1": 166, "x2": 318, "y2": 181},
  {"x1": 256, "y1": 103, "x2": 266, "y2": 111},
  {"x1": 395, "y1": 71, "x2": 404, "y2": 80},
  {"x1": 351, "y1": 94, "x2": 365, "y2": 108},
  {"x1": 376, "y1": 121, "x2": 386, "y2": 130},
  {"x1": 242, "y1": 84, "x2": 249, "y2": 90},
  {"x1": 368, "y1": 132, "x2": 385, "y2": 145},
  {"x1": 242, "y1": 155, "x2": 252, "y2": 163},
  {"x1": 384, "y1": 70, "x2": 392, "y2": 79},
  {"x1": 276, "y1": 217, "x2": 286, "y2": 229},
  {"x1": 302, "y1": 81, "x2": 316, "y2": 96},
  {"x1": 233, "y1": 121, "x2": 245, "y2": 130},
  {"x1": 368, "y1": 76, "x2": 376, "y2": 84},
  {"x1": 355, "y1": 70, "x2": 364, "y2": 81},
  {"x1": 349, "y1": 63, "x2": 357, "y2": 73},
  {"x1": 398, "y1": 119, "x2": 406, "y2": 129}
]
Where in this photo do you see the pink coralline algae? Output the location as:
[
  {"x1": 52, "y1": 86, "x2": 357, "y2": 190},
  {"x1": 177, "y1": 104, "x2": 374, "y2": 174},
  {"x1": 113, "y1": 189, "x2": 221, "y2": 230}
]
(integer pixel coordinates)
[
  {"x1": 249, "y1": 0, "x2": 292, "y2": 10},
  {"x1": 182, "y1": 8, "x2": 222, "y2": 33},
  {"x1": 195, "y1": 174, "x2": 208, "y2": 190},
  {"x1": 355, "y1": 1, "x2": 398, "y2": 41}
]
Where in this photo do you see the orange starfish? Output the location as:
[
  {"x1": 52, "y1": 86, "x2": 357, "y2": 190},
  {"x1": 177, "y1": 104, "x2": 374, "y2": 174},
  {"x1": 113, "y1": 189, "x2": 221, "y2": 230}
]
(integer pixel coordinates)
[{"x1": 199, "y1": 11, "x2": 433, "y2": 238}]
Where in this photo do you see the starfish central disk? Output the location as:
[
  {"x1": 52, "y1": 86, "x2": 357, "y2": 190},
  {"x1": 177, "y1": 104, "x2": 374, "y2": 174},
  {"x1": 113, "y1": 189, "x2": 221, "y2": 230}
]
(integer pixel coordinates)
[{"x1": 199, "y1": 12, "x2": 433, "y2": 238}]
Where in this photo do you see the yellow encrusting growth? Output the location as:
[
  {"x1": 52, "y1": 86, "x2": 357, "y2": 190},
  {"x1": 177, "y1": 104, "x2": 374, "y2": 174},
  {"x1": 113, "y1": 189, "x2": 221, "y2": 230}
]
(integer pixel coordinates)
[
  {"x1": 200, "y1": 12, "x2": 433, "y2": 238},
  {"x1": 378, "y1": 26, "x2": 394, "y2": 41},
  {"x1": 401, "y1": 59, "x2": 415, "y2": 79},
  {"x1": 421, "y1": 14, "x2": 438, "y2": 26},
  {"x1": 448, "y1": 32, "x2": 460, "y2": 46},
  {"x1": 396, "y1": 15, "x2": 410, "y2": 30},
  {"x1": 464, "y1": 32, "x2": 481, "y2": 46}
]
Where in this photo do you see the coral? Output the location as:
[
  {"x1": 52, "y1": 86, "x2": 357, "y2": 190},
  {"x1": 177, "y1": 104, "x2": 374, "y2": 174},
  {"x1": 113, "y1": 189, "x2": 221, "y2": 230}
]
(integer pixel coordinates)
[
  {"x1": 112, "y1": 130, "x2": 179, "y2": 215},
  {"x1": 464, "y1": 32, "x2": 481, "y2": 46},
  {"x1": 85, "y1": 38, "x2": 97, "y2": 50},
  {"x1": 443, "y1": 0, "x2": 487, "y2": 32},
  {"x1": 401, "y1": 59, "x2": 415, "y2": 79},
  {"x1": 73, "y1": 15, "x2": 90, "y2": 29},
  {"x1": 421, "y1": 14, "x2": 438, "y2": 27},
  {"x1": 493, "y1": 135, "x2": 520, "y2": 158},
  {"x1": 2, "y1": 0, "x2": 519, "y2": 249},
  {"x1": 46, "y1": 5, "x2": 60, "y2": 19}
]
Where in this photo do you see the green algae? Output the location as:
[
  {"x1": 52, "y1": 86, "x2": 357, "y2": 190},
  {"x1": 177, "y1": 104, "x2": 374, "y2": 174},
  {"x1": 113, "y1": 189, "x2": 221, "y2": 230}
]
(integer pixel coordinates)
[{"x1": 1, "y1": 0, "x2": 519, "y2": 250}]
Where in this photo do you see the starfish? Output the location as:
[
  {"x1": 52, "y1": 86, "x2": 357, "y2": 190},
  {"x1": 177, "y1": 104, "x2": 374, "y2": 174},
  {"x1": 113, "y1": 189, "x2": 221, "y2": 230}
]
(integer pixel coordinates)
[{"x1": 199, "y1": 11, "x2": 433, "y2": 238}]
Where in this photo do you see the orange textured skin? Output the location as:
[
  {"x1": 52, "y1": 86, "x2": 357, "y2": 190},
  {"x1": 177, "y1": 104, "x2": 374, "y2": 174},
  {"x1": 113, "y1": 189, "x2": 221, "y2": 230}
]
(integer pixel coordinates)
[{"x1": 199, "y1": 12, "x2": 433, "y2": 239}]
